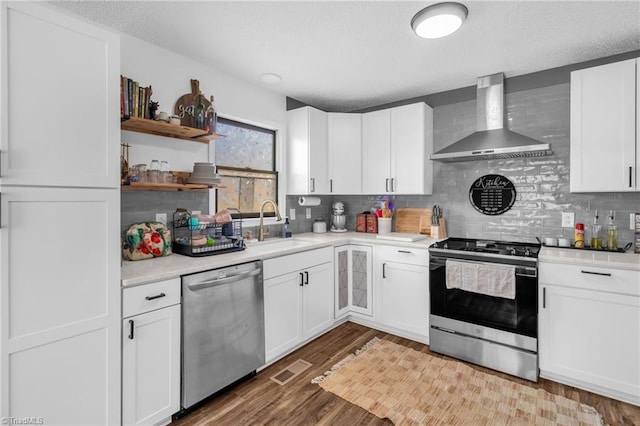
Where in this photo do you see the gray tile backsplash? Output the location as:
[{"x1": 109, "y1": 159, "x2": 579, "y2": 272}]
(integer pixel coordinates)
[{"x1": 122, "y1": 82, "x2": 640, "y2": 246}]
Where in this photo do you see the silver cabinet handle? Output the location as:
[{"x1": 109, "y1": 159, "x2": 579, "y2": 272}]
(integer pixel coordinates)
[
  {"x1": 390, "y1": 178, "x2": 395, "y2": 192},
  {"x1": 382, "y1": 263, "x2": 386, "y2": 278},
  {"x1": 385, "y1": 178, "x2": 389, "y2": 192},
  {"x1": 330, "y1": 179, "x2": 333, "y2": 193},
  {"x1": 581, "y1": 270, "x2": 612, "y2": 277},
  {"x1": 310, "y1": 178, "x2": 316, "y2": 192}
]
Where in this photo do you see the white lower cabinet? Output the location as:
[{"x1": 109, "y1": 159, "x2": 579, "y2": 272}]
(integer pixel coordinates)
[
  {"x1": 375, "y1": 245, "x2": 430, "y2": 341},
  {"x1": 335, "y1": 244, "x2": 373, "y2": 318},
  {"x1": 264, "y1": 247, "x2": 334, "y2": 362},
  {"x1": 122, "y1": 279, "x2": 181, "y2": 426},
  {"x1": 539, "y1": 261, "x2": 640, "y2": 405}
]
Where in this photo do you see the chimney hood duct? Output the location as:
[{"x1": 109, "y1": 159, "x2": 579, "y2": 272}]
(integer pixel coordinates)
[{"x1": 430, "y1": 73, "x2": 552, "y2": 162}]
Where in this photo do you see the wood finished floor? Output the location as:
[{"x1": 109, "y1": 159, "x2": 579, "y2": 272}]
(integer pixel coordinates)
[{"x1": 171, "y1": 322, "x2": 640, "y2": 425}]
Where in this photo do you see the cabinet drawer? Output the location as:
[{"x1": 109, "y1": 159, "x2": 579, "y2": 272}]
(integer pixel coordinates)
[
  {"x1": 264, "y1": 247, "x2": 333, "y2": 279},
  {"x1": 539, "y1": 262, "x2": 640, "y2": 296},
  {"x1": 123, "y1": 278, "x2": 181, "y2": 318},
  {"x1": 376, "y1": 245, "x2": 428, "y2": 266}
]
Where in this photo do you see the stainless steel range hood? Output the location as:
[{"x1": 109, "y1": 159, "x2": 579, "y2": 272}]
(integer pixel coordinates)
[{"x1": 430, "y1": 73, "x2": 552, "y2": 162}]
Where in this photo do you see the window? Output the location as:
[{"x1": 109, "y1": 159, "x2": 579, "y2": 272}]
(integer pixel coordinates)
[{"x1": 215, "y1": 117, "x2": 278, "y2": 218}]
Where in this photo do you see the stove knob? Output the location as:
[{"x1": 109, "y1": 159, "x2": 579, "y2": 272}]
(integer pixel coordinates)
[
  {"x1": 443, "y1": 243, "x2": 449, "y2": 249},
  {"x1": 525, "y1": 248, "x2": 531, "y2": 257},
  {"x1": 510, "y1": 248, "x2": 517, "y2": 256}
]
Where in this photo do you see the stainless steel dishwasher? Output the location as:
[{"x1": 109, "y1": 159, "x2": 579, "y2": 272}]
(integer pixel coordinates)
[{"x1": 181, "y1": 260, "x2": 264, "y2": 410}]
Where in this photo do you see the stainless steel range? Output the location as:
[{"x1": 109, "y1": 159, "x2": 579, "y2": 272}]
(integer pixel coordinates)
[{"x1": 429, "y1": 238, "x2": 539, "y2": 381}]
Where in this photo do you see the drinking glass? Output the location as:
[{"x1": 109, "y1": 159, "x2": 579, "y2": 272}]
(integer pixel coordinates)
[
  {"x1": 149, "y1": 159, "x2": 160, "y2": 183},
  {"x1": 160, "y1": 160, "x2": 170, "y2": 183}
]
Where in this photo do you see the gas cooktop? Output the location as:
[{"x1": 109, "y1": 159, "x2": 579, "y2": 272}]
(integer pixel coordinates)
[{"x1": 430, "y1": 237, "x2": 540, "y2": 259}]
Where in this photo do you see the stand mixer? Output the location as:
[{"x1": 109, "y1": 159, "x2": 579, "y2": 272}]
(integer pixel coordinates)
[{"x1": 330, "y1": 202, "x2": 347, "y2": 232}]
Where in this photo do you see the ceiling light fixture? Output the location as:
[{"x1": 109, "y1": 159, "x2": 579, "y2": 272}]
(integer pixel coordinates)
[
  {"x1": 260, "y1": 73, "x2": 282, "y2": 85},
  {"x1": 411, "y1": 2, "x2": 468, "y2": 39}
]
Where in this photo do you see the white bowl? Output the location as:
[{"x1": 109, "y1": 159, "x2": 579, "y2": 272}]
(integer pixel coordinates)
[{"x1": 558, "y1": 238, "x2": 571, "y2": 247}]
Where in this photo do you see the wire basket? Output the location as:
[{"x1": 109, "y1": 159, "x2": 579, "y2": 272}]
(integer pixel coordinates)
[{"x1": 172, "y1": 210, "x2": 244, "y2": 257}]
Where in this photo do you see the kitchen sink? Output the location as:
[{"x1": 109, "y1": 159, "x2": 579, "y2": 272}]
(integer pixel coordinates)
[{"x1": 244, "y1": 238, "x2": 315, "y2": 252}]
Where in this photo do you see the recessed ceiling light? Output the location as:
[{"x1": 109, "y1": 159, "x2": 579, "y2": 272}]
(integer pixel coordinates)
[
  {"x1": 260, "y1": 73, "x2": 282, "y2": 84},
  {"x1": 411, "y1": 2, "x2": 468, "y2": 39}
]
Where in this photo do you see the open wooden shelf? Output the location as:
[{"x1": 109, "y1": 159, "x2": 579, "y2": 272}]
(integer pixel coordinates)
[
  {"x1": 121, "y1": 182, "x2": 224, "y2": 193},
  {"x1": 121, "y1": 115, "x2": 223, "y2": 143}
]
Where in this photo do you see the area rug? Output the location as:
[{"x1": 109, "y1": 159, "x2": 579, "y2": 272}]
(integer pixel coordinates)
[{"x1": 312, "y1": 337, "x2": 605, "y2": 426}]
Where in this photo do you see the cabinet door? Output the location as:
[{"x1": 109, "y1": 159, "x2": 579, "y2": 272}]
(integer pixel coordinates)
[
  {"x1": 539, "y1": 285, "x2": 640, "y2": 404},
  {"x1": 286, "y1": 107, "x2": 328, "y2": 195},
  {"x1": 391, "y1": 103, "x2": 433, "y2": 194},
  {"x1": 264, "y1": 272, "x2": 303, "y2": 362},
  {"x1": 334, "y1": 246, "x2": 350, "y2": 318},
  {"x1": 1, "y1": 186, "x2": 120, "y2": 423},
  {"x1": 362, "y1": 109, "x2": 392, "y2": 194},
  {"x1": 328, "y1": 113, "x2": 362, "y2": 194},
  {"x1": 570, "y1": 59, "x2": 637, "y2": 192},
  {"x1": 302, "y1": 262, "x2": 334, "y2": 339},
  {"x1": 379, "y1": 261, "x2": 430, "y2": 338},
  {"x1": 334, "y1": 245, "x2": 373, "y2": 318},
  {"x1": 350, "y1": 246, "x2": 373, "y2": 316},
  {"x1": 122, "y1": 305, "x2": 181, "y2": 426},
  {"x1": 0, "y1": 2, "x2": 120, "y2": 188}
]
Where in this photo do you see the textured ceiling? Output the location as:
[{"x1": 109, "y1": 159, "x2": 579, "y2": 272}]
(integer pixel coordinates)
[{"x1": 50, "y1": 1, "x2": 640, "y2": 112}]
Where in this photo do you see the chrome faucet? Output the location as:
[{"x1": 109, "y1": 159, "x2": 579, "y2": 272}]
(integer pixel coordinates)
[{"x1": 258, "y1": 199, "x2": 282, "y2": 241}]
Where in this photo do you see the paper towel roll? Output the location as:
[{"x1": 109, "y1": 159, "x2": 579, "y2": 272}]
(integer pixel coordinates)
[{"x1": 298, "y1": 196, "x2": 321, "y2": 206}]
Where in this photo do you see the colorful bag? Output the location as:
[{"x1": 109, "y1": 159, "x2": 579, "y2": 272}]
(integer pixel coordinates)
[{"x1": 122, "y1": 222, "x2": 172, "y2": 261}]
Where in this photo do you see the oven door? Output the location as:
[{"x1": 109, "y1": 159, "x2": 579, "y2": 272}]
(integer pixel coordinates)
[{"x1": 429, "y1": 254, "x2": 537, "y2": 338}]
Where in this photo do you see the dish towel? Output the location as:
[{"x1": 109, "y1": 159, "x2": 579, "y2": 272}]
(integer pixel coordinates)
[{"x1": 446, "y1": 260, "x2": 516, "y2": 299}]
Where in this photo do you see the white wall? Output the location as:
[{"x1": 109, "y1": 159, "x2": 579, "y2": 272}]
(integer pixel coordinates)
[{"x1": 119, "y1": 33, "x2": 288, "y2": 214}]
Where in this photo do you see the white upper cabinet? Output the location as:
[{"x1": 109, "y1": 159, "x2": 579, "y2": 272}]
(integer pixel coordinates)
[
  {"x1": 362, "y1": 103, "x2": 433, "y2": 194},
  {"x1": 570, "y1": 58, "x2": 639, "y2": 192},
  {"x1": 328, "y1": 113, "x2": 362, "y2": 194},
  {"x1": 0, "y1": 2, "x2": 120, "y2": 188},
  {"x1": 286, "y1": 106, "x2": 329, "y2": 194},
  {"x1": 362, "y1": 109, "x2": 392, "y2": 194}
]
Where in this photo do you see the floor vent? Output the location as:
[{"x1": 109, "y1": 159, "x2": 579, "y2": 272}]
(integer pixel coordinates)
[{"x1": 270, "y1": 359, "x2": 312, "y2": 385}]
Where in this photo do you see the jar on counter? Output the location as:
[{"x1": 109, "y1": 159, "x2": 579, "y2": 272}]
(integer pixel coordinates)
[{"x1": 574, "y1": 223, "x2": 585, "y2": 248}]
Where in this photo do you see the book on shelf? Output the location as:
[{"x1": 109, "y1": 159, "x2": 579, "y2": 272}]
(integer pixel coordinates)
[{"x1": 120, "y1": 75, "x2": 153, "y2": 119}]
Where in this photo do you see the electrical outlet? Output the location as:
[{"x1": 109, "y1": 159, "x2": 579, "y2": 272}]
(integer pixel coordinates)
[
  {"x1": 155, "y1": 213, "x2": 167, "y2": 225},
  {"x1": 561, "y1": 212, "x2": 575, "y2": 228},
  {"x1": 631, "y1": 213, "x2": 636, "y2": 230},
  {"x1": 289, "y1": 208, "x2": 296, "y2": 221},
  {"x1": 306, "y1": 208, "x2": 311, "y2": 219}
]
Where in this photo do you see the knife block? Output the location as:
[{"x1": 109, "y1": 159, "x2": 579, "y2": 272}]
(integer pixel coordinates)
[{"x1": 431, "y1": 218, "x2": 447, "y2": 239}]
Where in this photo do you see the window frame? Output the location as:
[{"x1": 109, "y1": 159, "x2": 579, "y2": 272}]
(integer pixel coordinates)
[{"x1": 211, "y1": 115, "x2": 283, "y2": 223}]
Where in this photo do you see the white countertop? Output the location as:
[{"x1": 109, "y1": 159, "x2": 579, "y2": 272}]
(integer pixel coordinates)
[
  {"x1": 539, "y1": 246, "x2": 640, "y2": 271},
  {"x1": 121, "y1": 231, "x2": 439, "y2": 287}
]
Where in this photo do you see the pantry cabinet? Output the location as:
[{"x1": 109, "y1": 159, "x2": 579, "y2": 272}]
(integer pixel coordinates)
[
  {"x1": 539, "y1": 261, "x2": 640, "y2": 405},
  {"x1": 264, "y1": 247, "x2": 334, "y2": 362},
  {"x1": 375, "y1": 245, "x2": 430, "y2": 341},
  {"x1": 334, "y1": 245, "x2": 373, "y2": 318},
  {"x1": 570, "y1": 58, "x2": 640, "y2": 192},
  {"x1": 328, "y1": 113, "x2": 362, "y2": 194},
  {"x1": 287, "y1": 107, "x2": 329, "y2": 194},
  {"x1": 362, "y1": 103, "x2": 433, "y2": 195},
  {"x1": 0, "y1": 3, "x2": 121, "y2": 423},
  {"x1": 122, "y1": 279, "x2": 181, "y2": 426}
]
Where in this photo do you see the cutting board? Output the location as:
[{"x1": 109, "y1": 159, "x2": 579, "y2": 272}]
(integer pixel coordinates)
[{"x1": 395, "y1": 208, "x2": 432, "y2": 235}]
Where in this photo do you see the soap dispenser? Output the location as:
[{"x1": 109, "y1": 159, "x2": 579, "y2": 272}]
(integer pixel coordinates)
[
  {"x1": 606, "y1": 210, "x2": 617, "y2": 251},
  {"x1": 282, "y1": 217, "x2": 292, "y2": 238}
]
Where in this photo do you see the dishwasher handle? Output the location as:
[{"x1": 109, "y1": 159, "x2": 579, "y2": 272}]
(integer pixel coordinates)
[{"x1": 187, "y1": 268, "x2": 261, "y2": 291}]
